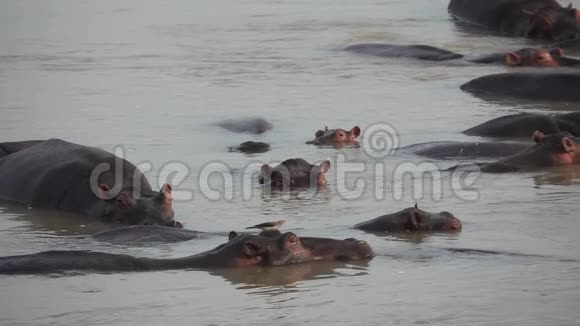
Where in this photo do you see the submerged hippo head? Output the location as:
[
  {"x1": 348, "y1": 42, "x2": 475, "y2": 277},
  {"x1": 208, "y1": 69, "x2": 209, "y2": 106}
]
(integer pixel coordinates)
[
  {"x1": 97, "y1": 183, "x2": 179, "y2": 227},
  {"x1": 524, "y1": 6, "x2": 580, "y2": 41},
  {"x1": 228, "y1": 232, "x2": 374, "y2": 264},
  {"x1": 505, "y1": 48, "x2": 562, "y2": 67},
  {"x1": 259, "y1": 158, "x2": 331, "y2": 189},
  {"x1": 532, "y1": 130, "x2": 580, "y2": 165},
  {"x1": 306, "y1": 126, "x2": 361, "y2": 146},
  {"x1": 354, "y1": 204, "x2": 462, "y2": 233}
]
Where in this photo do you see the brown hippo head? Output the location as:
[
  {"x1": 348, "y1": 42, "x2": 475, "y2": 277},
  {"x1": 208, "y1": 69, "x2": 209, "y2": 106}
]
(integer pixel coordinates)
[
  {"x1": 306, "y1": 126, "x2": 361, "y2": 146},
  {"x1": 524, "y1": 6, "x2": 580, "y2": 41},
  {"x1": 97, "y1": 183, "x2": 180, "y2": 227},
  {"x1": 505, "y1": 48, "x2": 562, "y2": 67},
  {"x1": 259, "y1": 158, "x2": 331, "y2": 189},
  {"x1": 532, "y1": 130, "x2": 580, "y2": 165},
  {"x1": 228, "y1": 231, "x2": 374, "y2": 264},
  {"x1": 354, "y1": 204, "x2": 462, "y2": 233}
]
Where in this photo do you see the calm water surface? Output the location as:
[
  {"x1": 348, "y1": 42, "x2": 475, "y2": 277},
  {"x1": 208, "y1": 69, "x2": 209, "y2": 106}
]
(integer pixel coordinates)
[{"x1": 1, "y1": 1, "x2": 580, "y2": 325}]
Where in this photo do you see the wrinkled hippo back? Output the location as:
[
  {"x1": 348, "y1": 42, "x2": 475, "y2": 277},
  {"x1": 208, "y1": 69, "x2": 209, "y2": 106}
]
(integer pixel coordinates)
[
  {"x1": 0, "y1": 139, "x2": 153, "y2": 217},
  {"x1": 449, "y1": 0, "x2": 560, "y2": 27}
]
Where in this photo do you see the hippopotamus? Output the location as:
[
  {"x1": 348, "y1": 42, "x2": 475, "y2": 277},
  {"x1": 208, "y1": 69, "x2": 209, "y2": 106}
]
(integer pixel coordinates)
[
  {"x1": 345, "y1": 44, "x2": 580, "y2": 67},
  {"x1": 259, "y1": 158, "x2": 331, "y2": 189},
  {"x1": 0, "y1": 139, "x2": 181, "y2": 227},
  {"x1": 461, "y1": 71, "x2": 580, "y2": 101},
  {"x1": 353, "y1": 204, "x2": 462, "y2": 233},
  {"x1": 452, "y1": 130, "x2": 580, "y2": 172},
  {"x1": 397, "y1": 141, "x2": 532, "y2": 159},
  {"x1": 91, "y1": 225, "x2": 208, "y2": 243},
  {"x1": 448, "y1": 0, "x2": 580, "y2": 41},
  {"x1": 213, "y1": 118, "x2": 273, "y2": 134},
  {"x1": 0, "y1": 232, "x2": 374, "y2": 274},
  {"x1": 306, "y1": 126, "x2": 361, "y2": 146},
  {"x1": 229, "y1": 141, "x2": 271, "y2": 154},
  {"x1": 464, "y1": 112, "x2": 580, "y2": 137}
]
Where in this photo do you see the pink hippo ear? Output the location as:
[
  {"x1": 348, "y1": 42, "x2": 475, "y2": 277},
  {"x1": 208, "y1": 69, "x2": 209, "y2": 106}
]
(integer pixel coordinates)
[
  {"x1": 261, "y1": 164, "x2": 273, "y2": 177},
  {"x1": 505, "y1": 52, "x2": 522, "y2": 66},
  {"x1": 409, "y1": 205, "x2": 427, "y2": 230},
  {"x1": 160, "y1": 183, "x2": 173, "y2": 204},
  {"x1": 116, "y1": 192, "x2": 135, "y2": 208},
  {"x1": 97, "y1": 184, "x2": 112, "y2": 200},
  {"x1": 533, "y1": 130, "x2": 545, "y2": 143},
  {"x1": 319, "y1": 160, "x2": 331, "y2": 174},
  {"x1": 562, "y1": 137, "x2": 576, "y2": 153},
  {"x1": 350, "y1": 126, "x2": 361, "y2": 138}
]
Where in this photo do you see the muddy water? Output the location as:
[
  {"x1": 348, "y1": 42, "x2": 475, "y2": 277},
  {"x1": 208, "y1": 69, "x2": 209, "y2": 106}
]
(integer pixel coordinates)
[{"x1": 1, "y1": 0, "x2": 580, "y2": 325}]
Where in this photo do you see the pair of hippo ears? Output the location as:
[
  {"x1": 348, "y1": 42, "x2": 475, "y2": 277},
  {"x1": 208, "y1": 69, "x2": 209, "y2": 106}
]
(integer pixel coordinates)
[
  {"x1": 533, "y1": 130, "x2": 576, "y2": 152},
  {"x1": 409, "y1": 204, "x2": 429, "y2": 230}
]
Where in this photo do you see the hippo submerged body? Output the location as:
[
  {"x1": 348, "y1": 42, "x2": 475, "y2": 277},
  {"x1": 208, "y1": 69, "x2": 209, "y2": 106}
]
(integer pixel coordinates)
[
  {"x1": 452, "y1": 131, "x2": 580, "y2": 172},
  {"x1": 0, "y1": 232, "x2": 374, "y2": 274},
  {"x1": 397, "y1": 141, "x2": 531, "y2": 160},
  {"x1": 346, "y1": 44, "x2": 579, "y2": 67},
  {"x1": 354, "y1": 205, "x2": 462, "y2": 233},
  {"x1": 464, "y1": 112, "x2": 580, "y2": 138},
  {"x1": 448, "y1": 0, "x2": 580, "y2": 41},
  {"x1": 461, "y1": 71, "x2": 580, "y2": 101},
  {"x1": 260, "y1": 158, "x2": 331, "y2": 189},
  {"x1": 0, "y1": 139, "x2": 180, "y2": 227}
]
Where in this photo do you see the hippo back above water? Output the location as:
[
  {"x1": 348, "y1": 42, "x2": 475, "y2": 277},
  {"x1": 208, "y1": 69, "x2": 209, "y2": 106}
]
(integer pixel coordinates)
[
  {"x1": 448, "y1": 0, "x2": 580, "y2": 41},
  {"x1": 0, "y1": 139, "x2": 180, "y2": 227}
]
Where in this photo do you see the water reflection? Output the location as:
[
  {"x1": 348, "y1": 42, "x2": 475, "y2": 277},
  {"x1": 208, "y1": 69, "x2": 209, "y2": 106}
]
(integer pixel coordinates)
[
  {"x1": 533, "y1": 166, "x2": 580, "y2": 186},
  {"x1": 210, "y1": 260, "x2": 369, "y2": 289},
  {"x1": 359, "y1": 231, "x2": 461, "y2": 244}
]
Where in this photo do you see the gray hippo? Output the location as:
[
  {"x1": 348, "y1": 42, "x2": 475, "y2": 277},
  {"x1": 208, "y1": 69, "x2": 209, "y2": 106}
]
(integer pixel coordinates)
[
  {"x1": 450, "y1": 130, "x2": 580, "y2": 172},
  {"x1": 229, "y1": 141, "x2": 271, "y2": 154},
  {"x1": 448, "y1": 0, "x2": 580, "y2": 41},
  {"x1": 0, "y1": 139, "x2": 180, "y2": 227},
  {"x1": 0, "y1": 232, "x2": 374, "y2": 274},
  {"x1": 464, "y1": 112, "x2": 580, "y2": 137},
  {"x1": 353, "y1": 204, "x2": 462, "y2": 233},
  {"x1": 397, "y1": 141, "x2": 531, "y2": 160},
  {"x1": 259, "y1": 158, "x2": 331, "y2": 189},
  {"x1": 345, "y1": 44, "x2": 580, "y2": 67},
  {"x1": 461, "y1": 71, "x2": 580, "y2": 101},
  {"x1": 213, "y1": 118, "x2": 273, "y2": 134},
  {"x1": 306, "y1": 126, "x2": 361, "y2": 146}
]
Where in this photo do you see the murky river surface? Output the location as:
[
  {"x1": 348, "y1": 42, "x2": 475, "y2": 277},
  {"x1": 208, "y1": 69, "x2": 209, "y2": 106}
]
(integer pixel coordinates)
[{"x1": 1, "y1": 0, "x2": 580, "y2": 325}]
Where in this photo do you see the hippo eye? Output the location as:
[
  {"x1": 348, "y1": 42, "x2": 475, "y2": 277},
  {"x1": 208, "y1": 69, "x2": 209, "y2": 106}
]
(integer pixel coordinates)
[{"x1": 288, "y1": 236, "x2": 298, "y2": 246}]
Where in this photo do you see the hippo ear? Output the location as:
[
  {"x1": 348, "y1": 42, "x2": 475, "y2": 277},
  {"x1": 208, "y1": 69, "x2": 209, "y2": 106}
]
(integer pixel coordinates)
[
  {"x1": 562, "y1": 137, "x2": 576, "y2": 153},
  {"x1": 261, "y1": 164, "x2": 273, "y2": 177},
  {"x1": 97, "y1": 184, "x2": 113, "y2": 200},
  {"x1": 315, "y1": 130, "x2": 324, "y2": 138},
  {"x1": 568, "y1": 3, "x2": 573, "y2": 9},
  {"x1": 159, "y1": 183, "x2": 173, "y2": 204},
  {"x1": 549, "y1": 47, "x2": 565, "y2": 58},
  {"x1": 242, "y1": 241, "x2": 262, "y2": 257},
  {"x1": 409, "y1": 208, "x2": 426, "y2": 230},
  {"x1": 228, "y1": 231, "x2": 238, "y2": 241},
  {"x1": 533, "y1": 130, "x2": 545, "y2": 143},
  {"x1": 505, "y1": 52, "x2": 522, "y2": 66},
  {"x1": 318, "y1": 160, "x2": 331, "y2": 174},
  {"x1": 116, "y1": 192, "x2": 135, "y2": 208},
  {"x1": 350, "y1": 126, "x2": 361, "y2": 138}
]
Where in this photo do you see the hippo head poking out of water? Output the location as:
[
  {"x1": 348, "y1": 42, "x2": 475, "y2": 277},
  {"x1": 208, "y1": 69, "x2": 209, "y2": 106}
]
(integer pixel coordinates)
[
  {"x1": 531, "y1": 130, "x2": 580, "y2": 165},
  {"x1": 505, "y1": 48, "x2": 562, "y2": 67},
  {"x1": 97, "y1": 183, "x2": 179, "y2": 227},
  {"x1": 354, "y1": 204, "x2": 463, "y2": 233},
  {"x1": 524, "y1": 5, "x2": 580, "y2": 41},
  {"x1": 259, "y1": 158, "x2": 331, "y2": 189},
  {"x1": 306, "y1": 126, "x2": 361, "y2": 146}
]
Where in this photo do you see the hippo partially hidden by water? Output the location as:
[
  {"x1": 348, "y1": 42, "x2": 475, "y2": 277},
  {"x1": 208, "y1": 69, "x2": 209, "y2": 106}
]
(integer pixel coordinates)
[
  {"x1": 259, "y1": 158, "x2": 331, "y2": 189},
  {"x1": 92, "y1": 225, "x2": 208, "y2": 243},
  {"x1": 229, "y1": 141, "x2": 271, "y2": 154},
  {"x1": 461, "y1": 71, "x2": 580, "y2": 101},
  {"x1": 397, "y1": 141, "x2": 532, "y2": 160},
  {"x1": 464, "y1": 112, "x2": 580, "y2": 138},
  {"x1": 306, "y1": 126, "x2": 361, "y2": 146},
  {"x1": 0, "y1": 232, "x2": 374, "y2": 274},
  {"x1": 448, "y1": 0, "x2": 580, "y2": 41},
  {"x1": 0, "y1": 139, "x2": 181, "y2": 227},
  {"x1": 213, "y1": 118, "x2": 273, "y2": 134},
  {"x1": 353, "y1": 204, "x2": 462, "y2": 233},
  {"x1": 452, "y1": 131, "x2": 580, "y2": 172},
  {"x1": 345, "y1": 44, "x2": 580, "y2": 67}
]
